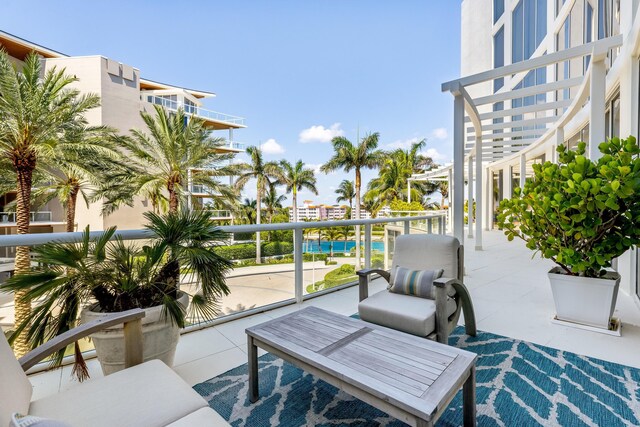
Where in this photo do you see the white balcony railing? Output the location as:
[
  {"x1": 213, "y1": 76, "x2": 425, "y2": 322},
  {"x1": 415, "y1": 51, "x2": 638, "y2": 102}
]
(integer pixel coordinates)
[
  {"x1": 144, "y1": 95, "x2": 246, "y2": 127},
  {"x1": 203, "y1": 210, "x2": 233, "y2": 219},
  {"x1": 0, "y1": 211, "x2": 53, "y2": 223}
]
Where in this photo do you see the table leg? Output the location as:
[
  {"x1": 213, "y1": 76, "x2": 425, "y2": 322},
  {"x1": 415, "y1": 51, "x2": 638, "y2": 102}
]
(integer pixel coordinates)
[
  {"x1": 248, "y1": 335, "x2": 259, "y2": 403},
  {"x1": 463, "y1": 365, "x2": 476, "y2": 427}
]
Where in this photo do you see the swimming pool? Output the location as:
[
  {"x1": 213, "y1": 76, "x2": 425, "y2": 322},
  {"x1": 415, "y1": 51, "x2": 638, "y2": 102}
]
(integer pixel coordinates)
[{"x1": 303, "y1": 240, "x2": 384, "y2": 253}]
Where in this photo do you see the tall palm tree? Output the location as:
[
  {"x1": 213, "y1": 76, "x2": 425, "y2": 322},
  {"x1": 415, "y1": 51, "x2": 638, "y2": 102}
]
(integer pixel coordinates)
[
  {"x1": 322, "y1": 227, "x2": 342, "y2": 258},
  {"x1": 278, "y1": 160, "x2": 318, "y2": 223},
  {"x1": 109, "y1": 105, "x2": 238, "y2": 214},
  {"x1": 321, "y1": 133, "x2": 385, "y2": 269},
  {"x1": 234, "y1": 146, "x2": 281, "y2": 263},
  {"x1": 239, "y1": 198, "x2": 257, "y2": 224},
  {"x1": 335, "y1": 180, "x2": 355, "y2": 217},
  {"x1": 365, "y1": 139, "x2": 434, "y2": 206},
  {"x1": 338, "y1": 226, "x2": 352, "y2": 252},
  {"x1": 0, "y1": 51, "x2": 100, "y2": 355},
  {"x1": 263, "y1": 183, "x2": 286, "y2": 223},
  {"x1": 34, "y1": 124, "x2": 121, "y2": 232}
]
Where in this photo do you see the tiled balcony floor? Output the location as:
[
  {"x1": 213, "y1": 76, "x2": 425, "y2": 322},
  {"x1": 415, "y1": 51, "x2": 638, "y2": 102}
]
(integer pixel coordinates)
[{"x1": 28, "y1": 229, "x2": 640, "y2": 402}]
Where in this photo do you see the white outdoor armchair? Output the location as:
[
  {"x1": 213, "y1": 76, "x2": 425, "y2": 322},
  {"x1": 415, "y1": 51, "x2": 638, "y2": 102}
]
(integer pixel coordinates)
[
  {"x1": 0, "y1": 309, "x2": 229, "y2": 427},
  {"x1": 357, "y1": 234, "x2": 476, "y2": 344}
]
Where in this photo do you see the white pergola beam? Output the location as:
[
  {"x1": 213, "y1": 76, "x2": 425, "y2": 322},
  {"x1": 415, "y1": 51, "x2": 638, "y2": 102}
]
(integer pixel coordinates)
[
  {"x1": 468, "y1": 100, "x2": 572, "y2": 121},
  {"x1": 474, "y1": 77, "x2": 582, "y2": 106},
  {"x1": 442, "y1": 35, "x2": 622, "y2": 92},
  {"x1": 469, "y1": 115, "x2": 559, "y2": 132}
]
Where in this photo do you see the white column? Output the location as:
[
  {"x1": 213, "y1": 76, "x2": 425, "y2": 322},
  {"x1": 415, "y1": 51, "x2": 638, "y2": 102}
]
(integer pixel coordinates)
[
  {"x1": 503, "y1": 166, "x2": 512, "y2": 200},
  {"x1": 407, "y1": 180, "x2": 412, "y2": 203},
  {"x1": 519, "y1": 153, "x2": 526, "y2": 189},
  {"x1": 467, "y1": 156, "x2": 474, "y2": 238},
  {"x1": 589, "y1": 54, "x2": 607, "y2": 161},
  {"x1": 485, "y1": 169, "x2": 492, "y2": 231},
  {"x1": 553, "y1": 127, "x2": 564, "y2": 164},
  {"x1": 475, "y1": 136, "x2": 483, "y2": 250},
  {"x1": 228, "y1": 128, "x2": 234, "y2": 145},
  {"x1": 447, "y1": 168, "x2": 453, "y2": 233},
  {"x1": 452, "y1": 94, "x2": 465, "y2": 243}
]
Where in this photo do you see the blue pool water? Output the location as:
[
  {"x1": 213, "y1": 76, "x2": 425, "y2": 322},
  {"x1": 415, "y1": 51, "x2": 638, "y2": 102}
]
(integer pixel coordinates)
[{"x1": 303, "y1": 240, "x2": 384, "y2": 253}]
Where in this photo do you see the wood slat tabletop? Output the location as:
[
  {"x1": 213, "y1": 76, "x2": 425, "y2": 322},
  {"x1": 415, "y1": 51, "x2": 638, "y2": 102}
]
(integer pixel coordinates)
[{"x1": 246, "y1": 306, "x2": 477, "y2": 422}]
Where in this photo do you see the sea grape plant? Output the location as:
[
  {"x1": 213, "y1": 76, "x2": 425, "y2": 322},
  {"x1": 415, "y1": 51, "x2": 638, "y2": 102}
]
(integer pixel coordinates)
[{"x1": 497, "y1": 137, "x2": 640, "y2": 278}]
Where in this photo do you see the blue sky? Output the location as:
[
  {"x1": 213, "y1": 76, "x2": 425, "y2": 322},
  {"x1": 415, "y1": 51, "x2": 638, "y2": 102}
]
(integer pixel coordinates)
[{"x1": 0, "y1": 1, "x2": 461, "y2": 205}]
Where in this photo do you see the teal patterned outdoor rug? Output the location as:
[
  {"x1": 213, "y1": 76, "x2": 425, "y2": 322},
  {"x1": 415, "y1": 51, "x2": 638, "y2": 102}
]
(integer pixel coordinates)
[{"x1": 194, "y1": 326, "x2": 640, "y2": 426}]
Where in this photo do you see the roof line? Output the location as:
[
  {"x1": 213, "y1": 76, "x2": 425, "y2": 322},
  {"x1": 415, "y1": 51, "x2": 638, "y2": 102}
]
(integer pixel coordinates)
[{"x1": 0, "y1": 30, "x2": 216, "y2": 98}]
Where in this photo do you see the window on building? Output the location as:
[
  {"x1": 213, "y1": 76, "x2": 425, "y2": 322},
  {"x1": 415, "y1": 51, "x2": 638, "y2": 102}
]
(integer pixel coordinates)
[
  {"x1": 494, "y1": 0, "x2": 505, "y2": 23},
  {"x1": 494, "y1": 26, "x2": 505, "y2": 93},
  {"x1": 513, "y1": 0, "x2": 547, "y2": 63},
  {"x1": 584, "y1": 1, "x2": 595, "y2": 70}
]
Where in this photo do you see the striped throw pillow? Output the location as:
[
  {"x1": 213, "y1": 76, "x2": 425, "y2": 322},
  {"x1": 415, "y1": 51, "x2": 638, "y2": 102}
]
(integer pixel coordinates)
[{"x1": 389, "y1": 266, "x2": 444, "y2": 299}]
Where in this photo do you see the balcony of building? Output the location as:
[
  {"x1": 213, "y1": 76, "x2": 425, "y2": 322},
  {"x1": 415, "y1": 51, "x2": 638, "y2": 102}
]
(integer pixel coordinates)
[
  {"x1": 142, "y1": 93, "x2": 246, "y2": 130},
  {"x1": 9, "y1": 224, "x2": 639, "y2": 426}
]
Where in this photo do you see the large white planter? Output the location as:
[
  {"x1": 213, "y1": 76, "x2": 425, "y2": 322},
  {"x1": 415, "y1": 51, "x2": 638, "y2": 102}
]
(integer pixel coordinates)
[
  {"x1": 548, "y1": 267, "x2": 620, "y2": 329},
  {"x1": 82, "y1": 292, "x2": 189, "y2": 376}
]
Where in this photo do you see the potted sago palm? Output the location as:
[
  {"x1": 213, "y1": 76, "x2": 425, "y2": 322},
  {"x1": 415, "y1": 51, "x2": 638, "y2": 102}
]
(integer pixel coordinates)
[{"x1": 3, "y1": 209, "x2": 232, "y2": 379}]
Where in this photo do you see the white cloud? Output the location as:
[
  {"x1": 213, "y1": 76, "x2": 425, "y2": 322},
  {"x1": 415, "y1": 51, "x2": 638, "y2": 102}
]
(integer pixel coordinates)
[
  {"x1": 299, "y1": 123, "x2": 344, "y2": 143},
  {"x1": 384, "y1": 138, "x2": 446, "y2": 162},
  {"x1": 385, "y1": 137, "x2": 423, "y2": 150},
  {"x1": 260, "y1": 138, "x2": 285, "y2": 155},
  {"x1": 431, "y1": 128, "x2": 448, "y2": 140},
  {"x1": 305, "y1": 163, "x2": 324, "y2": 174},
  {"x1": 424, "y1": 148, "x2": 446, "y2": 162}
]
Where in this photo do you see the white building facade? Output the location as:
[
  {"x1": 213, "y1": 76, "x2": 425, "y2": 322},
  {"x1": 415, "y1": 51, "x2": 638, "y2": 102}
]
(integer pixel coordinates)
[{"x1": 413, "y1": 0, "x2": 639, "y2": 298}]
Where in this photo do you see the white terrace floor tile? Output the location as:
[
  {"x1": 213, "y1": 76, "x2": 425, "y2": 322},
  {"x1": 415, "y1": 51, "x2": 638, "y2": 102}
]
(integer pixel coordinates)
[
  {"x1": 174, "y1": 347, "x2": 247, "y2": 387},
  {"x1": 174, "y1": 326, "x2": 236, "y2": 366},
  {"x1": 213, "y1": 312, "x2": 273, "y2": 346}
]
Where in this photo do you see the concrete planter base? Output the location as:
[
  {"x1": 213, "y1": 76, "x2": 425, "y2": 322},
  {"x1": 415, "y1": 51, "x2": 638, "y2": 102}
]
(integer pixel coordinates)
[
  {"x1": 548, "y1": 267, "x2": 620, "y2": 330},
  {"x1": 82, "y1": 292, "x2": 189, "y2": 376}
]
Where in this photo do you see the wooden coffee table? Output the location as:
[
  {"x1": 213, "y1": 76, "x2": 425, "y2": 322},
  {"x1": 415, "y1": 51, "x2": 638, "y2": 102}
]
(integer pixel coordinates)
[{"x1": 246, "y1": 306, "x2": 476, "y2": 427}]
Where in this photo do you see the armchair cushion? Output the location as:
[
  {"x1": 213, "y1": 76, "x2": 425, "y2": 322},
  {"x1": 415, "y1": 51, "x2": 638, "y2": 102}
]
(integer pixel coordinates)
[
  {"x1": 29, "y1": 360, "x2": 208, "y2": 427},
  {"x1": 358, "y1": 291, "x2": 457, "y2": 337},
  {"x1": 388, "y1": 267, "x2": 443, "y2": 299}
]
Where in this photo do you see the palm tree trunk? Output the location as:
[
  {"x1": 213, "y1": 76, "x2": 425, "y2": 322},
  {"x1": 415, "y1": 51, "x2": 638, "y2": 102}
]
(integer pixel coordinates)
[
  {"x1": 66, "y1": 187, "x2": 79, "y2": 233},
  {"x1": 14, "y1": 166, "x2": 34, "y2": 357},
  {"x1": 168, "y1": 183, "x2": 179, "y2": 213},
  {"x1": 354, "y1": 168, "x2": 361, "y2": 270},
  {"x1": 292, "y1": 189, "x2": 298, "y2": 223},
  {"x1": 256, "y1": 182, "x2": 262, "y2": 264}
]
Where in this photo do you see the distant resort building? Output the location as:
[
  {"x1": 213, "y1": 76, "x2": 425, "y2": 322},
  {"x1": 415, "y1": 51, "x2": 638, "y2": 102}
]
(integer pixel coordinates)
[
  {"x1": 288, "y1": 201, "x2": 391, "y2": 221},
  {"x1": 0, "y1": 30, "x2": 245, "y2": 241},
  {"x1": 288, "y1": 201, "x2": 349, "y2": 221}
]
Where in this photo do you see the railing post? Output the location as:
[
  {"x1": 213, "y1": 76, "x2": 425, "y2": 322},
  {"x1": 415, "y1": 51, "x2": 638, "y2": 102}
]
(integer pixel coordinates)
[
  {"x1": 403, "y1": 219, "x2": 410, "y2": 235},
  {"x1": 294, "y1": 228, "x2": 303, "y2": 304},
  {"x1": 364, "y1": 224, "x2": 372, "y2": 268},
  {"x1": 427, "y1": 218, "x2": 433, "y2": 234},
  {"x1": 439, "y1": 215, "x2": 445, "y2": 234}
]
